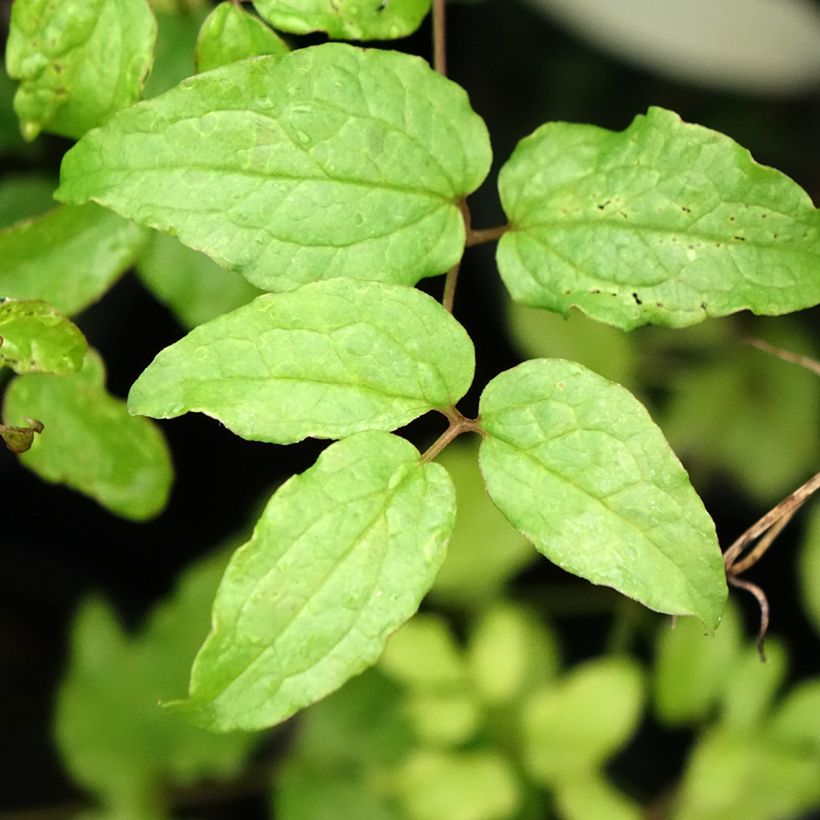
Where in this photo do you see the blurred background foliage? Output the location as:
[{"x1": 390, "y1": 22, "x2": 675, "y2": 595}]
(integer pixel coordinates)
[{"x1": 0, "y1": 0, "x2": 818, "y2": 817}]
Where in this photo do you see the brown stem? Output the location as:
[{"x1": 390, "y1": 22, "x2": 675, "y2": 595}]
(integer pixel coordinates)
[
  {"x1": 442, "y1": 200, "x2": 471, "y2": 314},
  {"x1": 466, "y1": 225, "x2": 508, "y2": 247},
  {"x1": 422, "y1": 407, "x2": 482, "y2": 462},
  {"x1": 723, "y1": 471, "x2": 820, "y2": 569},
  {"x1": 728, "y1": 575, "x2": 770, "y2": 661},
  {"x1": 432, "y1": 0, "x2": 447, "y2": 75},
  {"x1": 730, "y1": 507, "x2": 797, "y2": 576},
  {"x1": 745, "y1": 336, "x2": 820, "y2": 377}
]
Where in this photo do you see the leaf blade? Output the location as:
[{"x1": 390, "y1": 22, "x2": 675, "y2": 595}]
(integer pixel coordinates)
[
  {"x1": 6, "y1": 0, "x2": 157, "y2": 140},
  {"x1": 56, "y1": 44, "x2": 492, "y2": 292},
  {"x1": 479, "y1": 358, "x2": 727, "y2": 628},
  {"x1": 174, "y1": 431, "x2": 456, "y2": 731},
  {"x1": 498, "y1": 107, "x2": 820, "y2": 329},
  {"x1": 252, "y1": 0, "x2": 431, "y2": 40},
  {"x1": 0, "y1": 299, "x2": 87, "y2": 374},
  {"x1": 128, "y1": 279, "x2": 474, "y2": 444}
]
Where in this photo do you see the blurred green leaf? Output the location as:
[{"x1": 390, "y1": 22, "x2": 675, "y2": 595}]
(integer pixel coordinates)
[
  {"x1": 466, "y1": 603, "x2": 560, "y2": 706},
  {"x1": 174, "y1": 432, "x2": 456, "y2": 731},
  {"x1": 798, "y1": 501, "x2": 820, "y2": 635},
  {"x1": 768, "y1": 678, "x2": 820, "y2": 756},
  {"x1": 0, "y1": 173, "x2": 55, "y2": 227},
  {"x1": 136, "y1": 232, "x2": 260, "y2": 329},
  {"x1": 0, "y1": 299, "x2": 86, "y2": 374},
  {"x1": 507, "y1": 300, "x2": 638, "y2": 389},
  {"x1": 4, "y1": 349, "x2": 172, "y2": 519},
  {"x1": 522, "y1": 656, "x2": 644, "y2": 784},
  {"x1": 0, "y1": 204, "x2": 148, "y2": 315},
  {"x1": 380, "y1": 614, "x2": 466, "y2": 690},
  {"x1": 661, "y1": 320, "x2": 819, "y2": 502},
  {"x1": 653, "y1": 602, "x2": 742, "y2": 726},
  {"x1": 6, "y1": 0, "x2": 157, "y2": 140},
  {"x1": 403, "y1": 690, "x2": 482, "y2": 748},
  {"x1": 196, "y1": 3, "x2": 289, "y2": 73},
  {"x1": 57, "y1": 45, "x2": 491, "y2": 293},
  {"x1": 480, "y1": 359, "x2": 727, "y2": 628},
  {"x1": 394, "y1": 749, "x2": 521, "y2": 820},
  {"x1": 253, "y1": 0, "x2": 432, "y2": 40},
  {"x1": 143, "y1": 9, "x2": 209, "y2": 98},
  {"x1": 430, "y1": 440, "x2": 535, "y2": 608},
  {"x1": 554, "y1": 775, "x2": 642, "y2": 820},
  {"x1": 128, "y1": 280, "x2": 474, "y2": 444},
  {"x1": 673, "y1": 726, "x2": 820, "y2": 820},
  {"x1": 498, "y1": 107, "x2": 820, "y2": 329},
  {"x1": 56, "y1": 551, "x2": 258, "y2": 817},
  {"x1": 719, "y1": 640, "x2": 787, "y2": 732}
]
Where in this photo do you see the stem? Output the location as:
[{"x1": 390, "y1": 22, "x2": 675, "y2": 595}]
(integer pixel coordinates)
[
  {"x1": 432, "y1": 0, "x2": 447, "y2": 75},
  {"x1": 728, "y1": 574, "x2": 770, "y2": 661},
  {"x1": 745, "y1": 336, "x2": 820, "y2": 377},
  {"x1": 723, "y1": 470, "x2": 820, "y2": 570},
  {"x1": 466, "y1": 225, "x2": 508, "y2": 247},
  {"x1": 422, "y1": 407, "x2": 482, "y2": 462},
  {"x1": 442, "y1": 200, "x2": 470, "y2": 314}
]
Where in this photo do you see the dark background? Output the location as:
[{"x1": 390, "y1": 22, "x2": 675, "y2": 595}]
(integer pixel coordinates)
[{"x1": 1, "y1": 0, "x2": 819, "y2": 815}]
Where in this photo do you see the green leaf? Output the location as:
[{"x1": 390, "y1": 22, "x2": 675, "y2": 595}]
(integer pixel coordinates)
[
  {"x1": 521, "y1": 657, "x2": 644, "y2": 784},
  {"x1": 196, "y1": 3, "x2": 289, "y2": 73},
  {"x1": 479, "y1": 358, "x2": 727, "y2": 628},
  {"x1": 394, "y1": 750, "x2": 521, "y2": 820},
  {"x1": 0, "y1": 204, "x2": 148, "y2": 316},
  {"x1": 674, "y1": 727, "x2": 820, "y2": 820},
  {"x1": 768, "y1": 679, "x2": 820, "y2": 756},
  {"x1": 56, "y1": 44, "x2": 492, "y2": 292},
  {"x1": 136, "y1": 232, "x2": 260, "y2": 329},
  {"x1": 253, "y1": 0, "x2": 431, "y2": 40},
  {"x1": 403, "y1": 690, "x2": 482, "y2": 748},
  {"x1": 3, "y1": 350, "x2": 172, "y2": 519},
  {"x1": 429, "y1": 440, "x2": 536, "y2": 608},
  {"x1": 661, "y1": 319, "x2": 819, "y2": 503},
  {"x1": 172, "y1": 431, "x2": 456, "y2": 731},
  {"x1": 798, "y1": 506, "x2": 820, "y2": 637},
  {"x1": 0, "y1": 173, "x2": 55, "y2": 227},
  {"x1": 497, "y1": 107, "x2": 820, "y2": 329},
  {"x1": 380, "y1": 614, "x2": 466, "y2": 690},
  {"x1": 466, "y1": 603, "x2": 560, "y2": 706},
  {"x1": 56, "y1": 551, "x2": 258, "y2": 816},
  {"x1": 719, "y1": 640, "x2": 787, "y2": 732},
  {"x1": 128, "y1": 279, "x2": 474, "y2": 444},
  {"x1": 653, "y1": 601, "x2": 742, "y2": 726},
  {"x1": 5, "y1": 0, "x2": 157, "y2": 140},
  {"x1": 0, "y1": 299, "x2": 87, "y2": 374},
  {"x1": 143, "y1": 9, "x2": 209, "y2": 99},
  {"x1": 554, "y1": 776, "x2": 642, "y2": 820}
]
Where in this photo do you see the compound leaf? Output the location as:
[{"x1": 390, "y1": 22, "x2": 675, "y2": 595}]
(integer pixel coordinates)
[
  {"x1": 0, "y1": 204, "x2": 148, "y2": 315},
  {"x1": 172, "y1": 431, "x2": 456, "y2": 731},
  {"x1": 6, "y1": 0, "x2": 157, "y2": 140},
  {"x1": 498, "y1": 107, "x2": 820, "y2": 329},
  {"x1": 56, "y1": 44, "x2": 492, "y2": 292},
  {"x1": 196, "y1": 3, "x2": 289, "y2": 73},
  {"x1": 479, "y1": 358, "x2": 727, "y2": 628},
  {"x1": 253, "y1": 0, "x2": 431, "y2": 40},
  {"x1": 0, "y1": 299, "x2": 87, "y2": 374},
  {"x1": 136, "y1": 232, "x2": 260, "y2": 329},
  {"x1": 128, "y1": 279, "x2": 474, "y2": 444},
  {"x1": 3, "y1": 350, "x2": 172, "y2": 520}
]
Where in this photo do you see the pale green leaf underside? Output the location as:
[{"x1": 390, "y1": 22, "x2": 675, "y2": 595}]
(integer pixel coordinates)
[
  {"x1": 479, "y1": 358, "x2": 726, "y2": 628},
  {"x1": 5, "y1": 0, "x2": 156, "y2": 140},
  {"x1": 498, "y1": 106, "x2": 820, "y2": 329},
  {"x1": 0, "y1": 299, "x2": 87, "y2": 374},
  {"x1": 174, "y1": 431, "x2": 456, "y2": 731},
  {"x1": 56, "y1": 44, "x2": 492, "y2": 292},
  {"x1": 136, "y1": 232, "x2": 261, "y2": 329},
  {"x1": 128, "y1": 279, "x2": 474, "y2": 444},
  {"x1": 253, "y1": 0, "x2": 431, "y2": 40},
  {"x1": 196, "y1": 3, "x2": 289, "y2": 74},
  {"x1": 0, "y1": 204, "x2": 148, "y2": 316},
  {"x1": 4, "y1": 350, "x2": 172, "y2": 520}
]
